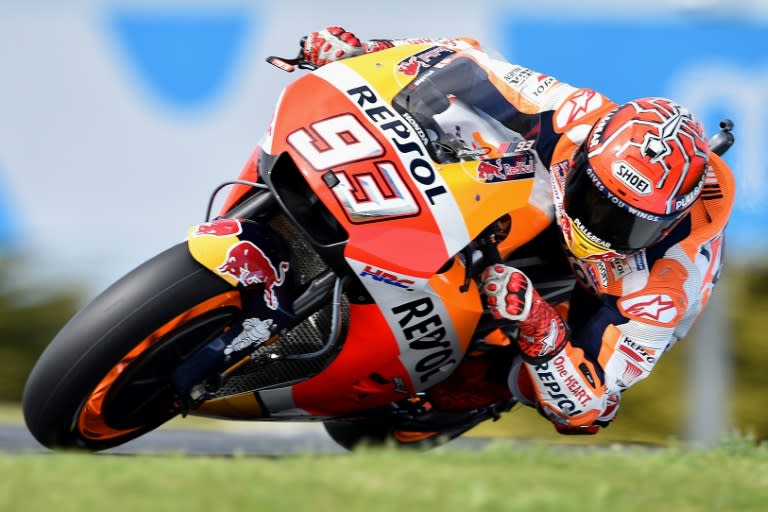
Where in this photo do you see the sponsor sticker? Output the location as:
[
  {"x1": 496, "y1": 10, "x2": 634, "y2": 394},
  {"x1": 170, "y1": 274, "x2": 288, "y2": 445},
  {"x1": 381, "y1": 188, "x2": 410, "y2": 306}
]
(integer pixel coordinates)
[
  {"x1": 619, "y1": 293, "x2": 679, "y2": 324},
  {"x1": 224, "y1": 317, "x2": 273, "y2": 355},
  {"x1": 391, "y1": 296, "x2": 458, "y2": 386},
  {"x1": 521, "y1": 74, "x2": 557, "y2": 101},
  {"x1": 395, "y1": 46, "x2": 455, "y2": 77},
  {"x1": 360, "y1": 264, "x2": 416, "y2": 291},
  {"x1": 612, "y1": 161, "x2": 652, "y2": 195},
  {"x1": 192, "y1": 218, "x2": 243, "y2": 237},
  {"x1": 618, "y1": 360, "x2": 644, "y2": 388},
  {"x1": 503, "y1": 65, "x2": 535, "y2": 87},
  {"x1": 611, "y1": 257, "x2": 633, "y2": 280},
  {"x1": 477, "y1": 155, "x2": 535, "y2": 183},
  {"x1": 217, "y1": 241, "x2": 289, "y2": 310},
  {"x1": 557, "y1": 89, "x2": 603, "y2": 127}
]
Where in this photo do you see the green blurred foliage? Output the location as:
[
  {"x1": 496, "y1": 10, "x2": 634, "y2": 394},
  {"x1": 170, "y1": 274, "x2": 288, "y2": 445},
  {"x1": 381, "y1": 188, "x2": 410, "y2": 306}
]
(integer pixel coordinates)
[
  {"x1": 726, "y1": 264, "x2": 768, "y2": 438},
  {"x1": 0, "y1": 256, "x2": 81, "y2": 401}
]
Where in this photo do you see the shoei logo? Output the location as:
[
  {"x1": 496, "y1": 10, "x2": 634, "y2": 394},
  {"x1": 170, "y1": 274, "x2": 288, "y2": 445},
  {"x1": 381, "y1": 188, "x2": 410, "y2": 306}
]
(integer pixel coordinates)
[
  {"x1": 109, "y1": 8, "x2": 251, "y2": 108},
  {"x1": 611, "y1": 161, "x2": 652, "y2": 196}
]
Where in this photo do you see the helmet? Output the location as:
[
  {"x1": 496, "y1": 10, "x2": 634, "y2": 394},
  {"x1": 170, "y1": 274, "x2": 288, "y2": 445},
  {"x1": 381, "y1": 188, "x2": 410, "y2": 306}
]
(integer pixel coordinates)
[{"x1": 559, "y1": 97, "x2": 710, "y2": 261}]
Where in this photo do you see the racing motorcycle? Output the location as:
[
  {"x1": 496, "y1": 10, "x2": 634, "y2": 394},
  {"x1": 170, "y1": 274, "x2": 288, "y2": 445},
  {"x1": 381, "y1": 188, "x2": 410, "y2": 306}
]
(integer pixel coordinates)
[{"x1": 22, "y1": 41, "x2": 736, "y2": 452}]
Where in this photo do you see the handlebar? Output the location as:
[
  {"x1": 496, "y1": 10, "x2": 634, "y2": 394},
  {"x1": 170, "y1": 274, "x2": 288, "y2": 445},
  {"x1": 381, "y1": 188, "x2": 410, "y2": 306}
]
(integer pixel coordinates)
[
  {"x1": 710, "y1": 119, "x2": 735, "y2": 157},
  {"x1": 266, "y1": 37, "x2": 318, "y2": 73}
]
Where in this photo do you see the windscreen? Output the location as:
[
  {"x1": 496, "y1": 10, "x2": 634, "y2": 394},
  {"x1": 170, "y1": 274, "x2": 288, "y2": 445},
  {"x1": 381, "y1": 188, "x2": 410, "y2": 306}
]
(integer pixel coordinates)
[{"x1": 391, "y1": 52, "x2": 541, "y2": 166}]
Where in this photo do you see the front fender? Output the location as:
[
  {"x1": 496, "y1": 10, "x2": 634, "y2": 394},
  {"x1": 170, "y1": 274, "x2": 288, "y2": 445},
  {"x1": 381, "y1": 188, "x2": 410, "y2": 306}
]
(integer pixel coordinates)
[{"x1": 187, "y1": 218, "x2": 293, "y2": 311}]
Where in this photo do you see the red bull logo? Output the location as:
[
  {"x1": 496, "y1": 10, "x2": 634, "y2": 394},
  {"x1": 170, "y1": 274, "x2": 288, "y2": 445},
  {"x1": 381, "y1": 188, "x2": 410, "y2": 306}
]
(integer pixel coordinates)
[
  {"x1": 216, "y1": 241, "x2": 290, "y2": 310},
  {"x1": 477, "y1": 156, "x2": 535, "y2": 183},
  {"x1": 192, "y1": 218, "x2": 243, "y2": 237},
  {"x1": 398, "y1": 56, "x2": 421, "y2": 76},
  {"x1": 477, "y1": 160, "x2": 507, "y2": 182},
  {"x1": 396, "y1": 47, "x2": 455, "y2": 77}
]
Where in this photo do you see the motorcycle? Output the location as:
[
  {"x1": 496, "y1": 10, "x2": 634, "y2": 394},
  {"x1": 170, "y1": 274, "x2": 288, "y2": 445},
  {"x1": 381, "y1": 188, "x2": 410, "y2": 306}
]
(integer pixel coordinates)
[{"x1": 22, "y1": 41, "x2": 736, "y2": 452}]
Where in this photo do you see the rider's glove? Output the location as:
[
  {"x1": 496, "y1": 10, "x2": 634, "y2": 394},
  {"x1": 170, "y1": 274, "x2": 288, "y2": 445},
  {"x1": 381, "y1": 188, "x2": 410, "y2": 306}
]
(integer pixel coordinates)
[
  {"x1": 481, "y1": 264, "x2": 568, "y2": 364},
  {"x1": 302, "y1": 27, "x2": 364, "y2": 67}
]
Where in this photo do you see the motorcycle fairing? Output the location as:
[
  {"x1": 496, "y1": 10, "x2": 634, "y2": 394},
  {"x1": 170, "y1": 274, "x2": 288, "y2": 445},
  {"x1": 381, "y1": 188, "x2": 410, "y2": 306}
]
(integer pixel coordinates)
[
  {"x1": 254, "y1": 256, "x2": 481, "y2": 417},
  {"x1": 187, "y1": 218, "x2": 294, "y2": 317},
  {"x1": 196, "y1": 45, "x2": 546, "y2": 418},
  {"x1": 269, "y1": 73, "x2": 461, "y2": 278},
  {"x1": 267, "y1": 45, "x2": 544, "y2": 276},
  {"x1": 337, "y1": 46, "x2": 545, "y2": 250}
]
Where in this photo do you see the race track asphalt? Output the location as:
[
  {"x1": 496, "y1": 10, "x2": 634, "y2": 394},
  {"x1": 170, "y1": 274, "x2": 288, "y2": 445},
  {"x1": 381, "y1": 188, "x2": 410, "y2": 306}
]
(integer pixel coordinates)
[{"x1": 0, "y1": 422, "x2": 493, "y2": 456}]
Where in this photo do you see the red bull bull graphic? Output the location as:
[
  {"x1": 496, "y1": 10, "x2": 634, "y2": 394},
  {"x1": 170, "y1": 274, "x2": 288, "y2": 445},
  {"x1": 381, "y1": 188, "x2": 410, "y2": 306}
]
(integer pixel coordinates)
[
  {"x1": 397, "y1": 56, "x2": 421, "y2": 76},
  {"x1": 216, "y1": 240, "x2": 289, "y2": 310},
  {"x1": 396, "y1": 46, "x2": 455, "y2": 77},
  {"x1": 192, "y1": 218, "x2": 243, "y2": 237}
]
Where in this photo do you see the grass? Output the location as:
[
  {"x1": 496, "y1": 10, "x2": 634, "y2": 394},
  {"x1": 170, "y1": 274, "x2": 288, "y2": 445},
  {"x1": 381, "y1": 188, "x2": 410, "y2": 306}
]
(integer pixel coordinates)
[{"x1": 1, "y1": 438, "x2": 766, "y2": 512}]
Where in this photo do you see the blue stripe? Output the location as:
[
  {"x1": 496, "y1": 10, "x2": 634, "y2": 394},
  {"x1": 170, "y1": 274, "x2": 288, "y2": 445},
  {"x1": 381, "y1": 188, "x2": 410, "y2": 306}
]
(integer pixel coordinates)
[
  {"x1": 0, "y1": 168, "x2": 16, "y2": 248},
  {"x1": 109, "y1": 9, "x2": 252, "y2": 108}
]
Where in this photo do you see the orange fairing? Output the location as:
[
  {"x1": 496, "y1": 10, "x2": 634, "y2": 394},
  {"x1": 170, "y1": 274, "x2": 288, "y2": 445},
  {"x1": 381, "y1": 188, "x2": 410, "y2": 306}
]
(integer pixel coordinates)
[
  {"x1": 497, "y1": 206, "x2": 552, "y2": 259},
  {"x1": 192, "y1": 392, "x2": 265, "y2": 419},
  {"x1": 267, "y1": 46, "x2": 542, "y2": 277},
  {"x1": 219, "y1": 147, "x2": 261, "y2": 216},
  {"x1": 77, "y1": 292, "x2": 241, "y2": 441},
  {"x1": 427, "y1": 258, "x2": 483, "y2": 355},
  {"x1": 270, "y1": 72, "x2": 452, "y2": 277},
  {"x1": 292, "y1": 303, "x2": 408, "y2": 415},
  {"x1": 291, "y1": 259, "x2": 483, "y2": 416}
]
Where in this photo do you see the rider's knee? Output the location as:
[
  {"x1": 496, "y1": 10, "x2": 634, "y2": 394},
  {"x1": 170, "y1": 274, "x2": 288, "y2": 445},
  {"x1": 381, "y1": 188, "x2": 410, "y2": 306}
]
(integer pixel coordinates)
[{"x1": 508, "y1": 345, "x2": 620, "y2": 431}]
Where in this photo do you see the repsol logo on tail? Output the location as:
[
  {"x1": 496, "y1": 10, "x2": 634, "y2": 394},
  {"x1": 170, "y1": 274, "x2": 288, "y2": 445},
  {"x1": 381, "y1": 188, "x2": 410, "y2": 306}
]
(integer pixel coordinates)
[
  {"x1": 391, "y1": 296, "x2": 455, "y2": 384},
  {"x1": 346, "y1": 85, "x2": 447, "y2": 205}
]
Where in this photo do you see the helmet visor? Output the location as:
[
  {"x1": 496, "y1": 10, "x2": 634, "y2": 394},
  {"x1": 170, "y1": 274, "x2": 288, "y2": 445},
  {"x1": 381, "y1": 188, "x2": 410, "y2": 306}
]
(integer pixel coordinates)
[{"x1": 564, "y1": 163, "x2": 683, "y2": 252}]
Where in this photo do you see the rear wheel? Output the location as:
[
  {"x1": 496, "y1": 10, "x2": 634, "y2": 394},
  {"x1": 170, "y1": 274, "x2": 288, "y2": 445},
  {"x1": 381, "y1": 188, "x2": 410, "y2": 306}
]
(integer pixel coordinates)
[
  {"x1": 322, "y1": 419, "x2": 392, "y2": 450},
  {"x1": 22, "y1": 243, "x2": 241, "y2": 451}
]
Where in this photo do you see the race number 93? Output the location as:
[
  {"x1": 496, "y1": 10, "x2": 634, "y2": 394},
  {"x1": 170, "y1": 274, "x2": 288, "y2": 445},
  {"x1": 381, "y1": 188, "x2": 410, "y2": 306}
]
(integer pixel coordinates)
[{"x1": 287, "y1": 114, "x2": 419, "y2": 222}]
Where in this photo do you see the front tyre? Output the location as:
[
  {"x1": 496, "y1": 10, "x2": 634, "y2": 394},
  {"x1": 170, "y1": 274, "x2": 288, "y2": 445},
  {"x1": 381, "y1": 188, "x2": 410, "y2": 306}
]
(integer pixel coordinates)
[{"x1": 22, "y1": 243, "x2": 240, "y2": 451}]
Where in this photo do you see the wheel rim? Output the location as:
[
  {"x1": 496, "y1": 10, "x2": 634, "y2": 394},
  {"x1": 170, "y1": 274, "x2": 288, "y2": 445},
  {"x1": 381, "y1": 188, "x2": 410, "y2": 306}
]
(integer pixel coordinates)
[{"x1": 76, "y1": 291, "x2": 241, "y2": 441}]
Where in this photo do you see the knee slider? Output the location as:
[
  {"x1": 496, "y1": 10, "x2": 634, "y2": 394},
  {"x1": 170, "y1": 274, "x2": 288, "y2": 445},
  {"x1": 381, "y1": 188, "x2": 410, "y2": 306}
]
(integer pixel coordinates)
[{"x1": 525, "y1": 346, "x2": 608, "y2": 428}]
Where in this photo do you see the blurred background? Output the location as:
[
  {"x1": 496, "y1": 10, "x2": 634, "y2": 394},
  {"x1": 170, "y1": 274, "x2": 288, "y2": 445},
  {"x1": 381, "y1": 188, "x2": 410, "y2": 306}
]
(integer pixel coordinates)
[{"x1": 0, "y1": 0, "x2": 766, "y2": 445}]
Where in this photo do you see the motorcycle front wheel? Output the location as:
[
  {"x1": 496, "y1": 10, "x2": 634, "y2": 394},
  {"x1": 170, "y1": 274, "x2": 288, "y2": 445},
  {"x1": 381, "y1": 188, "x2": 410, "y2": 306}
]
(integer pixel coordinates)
[{"x1": 22, "y1": 243, "x2": 241, "y2": 451}]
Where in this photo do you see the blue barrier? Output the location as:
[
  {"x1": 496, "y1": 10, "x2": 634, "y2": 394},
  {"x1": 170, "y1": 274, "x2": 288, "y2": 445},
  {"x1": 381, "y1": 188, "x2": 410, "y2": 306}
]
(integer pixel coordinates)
[
  {"x1": 0, "y1": 168, "x2": 15, "y2": 249},
  {"x1": 497, "y1": 16, "x2": 768, "y2": 254}
]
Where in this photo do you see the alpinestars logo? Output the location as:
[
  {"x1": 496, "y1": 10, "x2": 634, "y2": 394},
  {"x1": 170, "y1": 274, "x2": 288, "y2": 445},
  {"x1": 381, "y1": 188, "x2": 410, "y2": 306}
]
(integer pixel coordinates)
[
  {"x1": 620, "y1": 293, "x2": 679, "y2": 325},
  {"x1": 521, "y1": 319, "x2": 560, "y2": 358}
]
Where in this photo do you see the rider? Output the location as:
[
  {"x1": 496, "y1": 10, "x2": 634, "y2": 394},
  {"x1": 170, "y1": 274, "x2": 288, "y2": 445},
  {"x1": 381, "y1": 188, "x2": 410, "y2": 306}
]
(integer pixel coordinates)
[{"x1": 300, "y1": 27, "x2": 735, "y2": 435}]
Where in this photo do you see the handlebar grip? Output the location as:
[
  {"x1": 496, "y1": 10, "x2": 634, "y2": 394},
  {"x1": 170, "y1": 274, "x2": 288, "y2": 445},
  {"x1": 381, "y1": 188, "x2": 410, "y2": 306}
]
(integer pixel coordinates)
[{"x1": 709, "y1": 119, "x2": 735, "y2": 157}]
